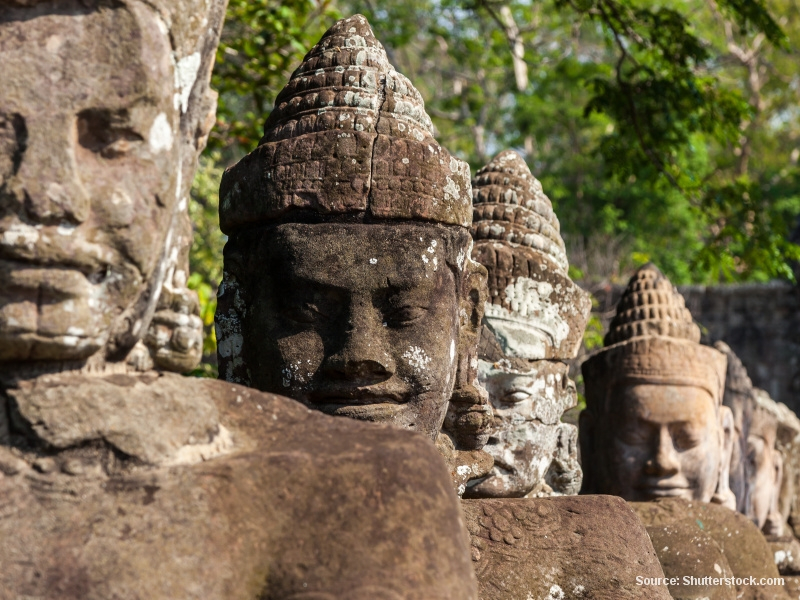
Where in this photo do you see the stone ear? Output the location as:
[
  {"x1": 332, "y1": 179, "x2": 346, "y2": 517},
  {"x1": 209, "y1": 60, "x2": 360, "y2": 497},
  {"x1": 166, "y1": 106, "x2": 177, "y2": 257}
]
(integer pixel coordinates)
[
  {"x1": 441, "y1": 257, "x2": 491, "y2": 452},
  {"x1": 454, "y1": 258, "x2": 488, "y2": 390},
  {"x1": 712, "y1": 405, "x2": 737, "y2": 510},
  {"x1": 763, "y1": 451, "x2": 785, "y2": 536}
]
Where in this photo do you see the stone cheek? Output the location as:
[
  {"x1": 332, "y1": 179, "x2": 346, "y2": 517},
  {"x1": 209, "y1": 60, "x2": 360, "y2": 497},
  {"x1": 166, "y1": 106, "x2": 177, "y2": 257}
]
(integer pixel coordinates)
[
  {"x1": 470, "y1": 359, "x2": 579, "y2": 498},
  {"x1": 463, "y1": 496, "x2": 671, "y2": 600}
]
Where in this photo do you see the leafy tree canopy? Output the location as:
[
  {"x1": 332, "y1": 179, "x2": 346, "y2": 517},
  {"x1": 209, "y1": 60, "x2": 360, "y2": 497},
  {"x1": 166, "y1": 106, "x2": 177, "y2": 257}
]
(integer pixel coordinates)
[{"x1": 189, "y1": 0, "x2": 800, "y2": 370}]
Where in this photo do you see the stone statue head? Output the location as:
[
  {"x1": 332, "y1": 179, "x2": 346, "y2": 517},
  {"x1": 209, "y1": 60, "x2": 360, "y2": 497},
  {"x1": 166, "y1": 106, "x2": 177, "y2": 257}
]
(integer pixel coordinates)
[
  {"x1": 464, "y1": 150, "x2": 590, "y2": 498},
  {"x1": 715, "y1": 341, "x2": 755, "y2": 515},
  {"x1": 581, "y1": 264, "x2": 734, "y2": 506},
  {"x1": 215, "y1": 15, "x2": 489, "y2": 444},
  {"x1": 0, "y1": 0, "x2": 223, "y2": 372},
  {"x1": 749, "y1": 389, "x2": 783, "y2": 532}
]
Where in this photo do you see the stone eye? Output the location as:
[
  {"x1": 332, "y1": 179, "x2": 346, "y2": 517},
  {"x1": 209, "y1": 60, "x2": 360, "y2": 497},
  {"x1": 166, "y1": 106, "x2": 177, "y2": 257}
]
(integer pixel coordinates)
[
  {"x1": 284, "y1": 303, "x2": 327, "y2": 324},
  {"x1": 500, "y1": 391, "x2": 531, "y2": 404},
  {"x1": 669, "y1": 424, "x2": 700, "y2": 451},
  {"x1": 77, "y1": 108, "x2": 143, "y2": 158},
  {"x1": 385, "y1": 305, "x2": 426, "y2": 326}
]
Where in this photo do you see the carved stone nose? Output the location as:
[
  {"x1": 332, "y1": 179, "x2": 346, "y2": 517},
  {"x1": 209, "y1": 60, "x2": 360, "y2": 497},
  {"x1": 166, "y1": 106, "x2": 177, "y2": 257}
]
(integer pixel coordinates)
[
  {"x1": 645, "y1": 428, "x2": 680, "y2": 476},
  {"x1": 11, "y1": 115, "x2": 90, "y2": 224},
  {"x1": 324, "y1": 305, "x2": 395, "y2": 383}
]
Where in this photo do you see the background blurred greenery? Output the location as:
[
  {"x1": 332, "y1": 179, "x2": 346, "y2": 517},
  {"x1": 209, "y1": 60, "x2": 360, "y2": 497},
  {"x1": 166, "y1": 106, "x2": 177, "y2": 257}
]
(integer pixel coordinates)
[{"x1": 190, "y1": 0, "x2": 800, "y2": 374}]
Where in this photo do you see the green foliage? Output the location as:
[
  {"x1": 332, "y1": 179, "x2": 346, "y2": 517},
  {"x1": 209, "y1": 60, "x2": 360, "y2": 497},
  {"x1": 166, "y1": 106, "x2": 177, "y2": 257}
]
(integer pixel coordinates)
[
  {"x1": 187, "y1": 0, "x2": 800, "y2": 371},
  {"x1": 209, "y1": 0, "x2": 341, "y2": 159},
  {"x1": 188, "y1": 153, "x2": 225, "y2": 375}
]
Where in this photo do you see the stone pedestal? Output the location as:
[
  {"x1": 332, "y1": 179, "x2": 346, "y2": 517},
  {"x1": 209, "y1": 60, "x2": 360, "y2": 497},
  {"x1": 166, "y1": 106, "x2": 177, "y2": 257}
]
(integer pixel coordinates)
[
  {"x1": 631, "y1": 498, "x2": 787, "y2": 600},
  {"x1": 0, "y1": 373, "x2": 478, "y2": 600},
  {"x1": 463, "y1": 495, "x2": 671, "y2": 599}
]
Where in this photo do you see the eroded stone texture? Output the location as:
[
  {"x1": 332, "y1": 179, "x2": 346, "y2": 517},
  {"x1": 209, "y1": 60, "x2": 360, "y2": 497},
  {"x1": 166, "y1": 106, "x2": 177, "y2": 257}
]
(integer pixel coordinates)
[
  {"x1": 463, "y1": 495, "x2": 671, "y2": 599},
  {"x1": 0, "y1": 0, "x2": 212, "y2": 370},
  {"x1": 751, "y1": 389, "x2": 785, "y2": 535},
  {"x1": 715, "y1": 341, "x2": 756, "y2": 515},
  {"x1": 0, "y1": 374, "x2": 479, "y2": 600},
  {"x1": 581, "y1": 264, "x2": 735, "y2": 508},
  {"x1": 773, "y1": 402, "x2": 800, "y2": 542},
  {"x1": 219, "y1": 15, "x2": 472, "y2": 232},
  {"x1": 466, "y1": 151, "x2": 589, "y2": 499},
  {"x1": 631, "y1": 498, "x2": 787, "y2": 600},
  {"x1": 216, "y1": 15, "x2": 493, "y2": 478},
  {"x1": 0, "y1": 6, "x2": 481, "y2": 598},
  {"x1": 470, "y1": 151, "x2": 590, "y2": 361}
]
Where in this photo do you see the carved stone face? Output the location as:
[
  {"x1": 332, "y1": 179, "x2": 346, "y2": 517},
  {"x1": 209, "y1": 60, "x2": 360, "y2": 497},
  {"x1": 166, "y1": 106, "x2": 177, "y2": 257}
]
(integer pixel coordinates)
[
  {"x1": 467, "y1": 359, "x2": 574, "y2": 497},
  {"x1": 237, "y1": 222, "x2": 472, "y2": 440},
  {"x1": 0, "y1": 4, "x2": 181, "y2": 361},
  {"x1": 605, "y1": 383, "x2": 724, "y2": 502},
  {"x1": 747, "y1": 429, "x2": 780, "y2": 528}
]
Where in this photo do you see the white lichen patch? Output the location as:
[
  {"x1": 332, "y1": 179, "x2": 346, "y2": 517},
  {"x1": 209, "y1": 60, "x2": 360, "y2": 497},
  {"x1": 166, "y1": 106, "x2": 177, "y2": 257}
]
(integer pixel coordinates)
[
  {"x1": 443, "y1": 176, "x2": 460, "y2": 201},
  {"x1": 2, "y1": 222, "x2": 40, "y2": 248},
  {"x1": 164, "y1": 424, "x2": 235, "y2": 467},
  {"x1": 173, "y1": 52, "x2": 201, "y2": 113},
  {"x1": 483, "y1": 277, "x2": 571, "y2": 360},
  {"x1": 402, "y1": 345, "x2": 431, "y2": 371},
  {"x1": 456, "y1": 248, "x2": 466, "y2": 270},
  {"x1": 149, "y1": 112, "x2": 173, "y2": 152}
]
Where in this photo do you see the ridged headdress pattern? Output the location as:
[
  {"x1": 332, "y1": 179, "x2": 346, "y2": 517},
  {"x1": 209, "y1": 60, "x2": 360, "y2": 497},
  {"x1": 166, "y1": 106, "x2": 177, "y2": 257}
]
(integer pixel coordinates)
[
  {"x1": 218, "y1": 15, "x2": 472, "y2": 233},
  {"x1": 471, "y1": 150, "x2": 568, "y2": 272},
  {"x1": 582, "y1": 263, "x2": 727, "y2": 410},
  {"x1": 604, "y1": 263, "x2": 699, "y2": 346},
  {"x1": 470, "y1": 150, "x2": 590, "y2": 361},
  {"x1": 714, "y1": 341, "x2": 753, "y2": 395}
]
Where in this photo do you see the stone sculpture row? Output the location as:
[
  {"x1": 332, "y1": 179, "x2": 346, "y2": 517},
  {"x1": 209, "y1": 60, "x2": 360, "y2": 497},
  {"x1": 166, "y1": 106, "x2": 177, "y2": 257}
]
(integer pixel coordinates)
[{"x1": 0, "y1": 4, "x2": 797, "y2": 599}]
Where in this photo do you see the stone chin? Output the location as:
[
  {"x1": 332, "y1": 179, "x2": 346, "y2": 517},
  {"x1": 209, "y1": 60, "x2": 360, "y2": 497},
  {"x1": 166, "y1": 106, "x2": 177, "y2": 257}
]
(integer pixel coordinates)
[
  {"x1": 630, "y1": 483, "x2": 696, "y2": 502},
  {"x1": 465, "y1": 451, "x2": 552, "y2": 498},
  {"x1": 0, "y1": 262, "x2": 128, "y2": 362}
]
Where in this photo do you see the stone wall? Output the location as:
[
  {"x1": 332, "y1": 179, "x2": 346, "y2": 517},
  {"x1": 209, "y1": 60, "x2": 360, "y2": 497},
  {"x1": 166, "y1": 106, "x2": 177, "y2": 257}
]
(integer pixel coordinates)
[{"x1": 592, "y1": 281, "x2": 800, "y2": 413}]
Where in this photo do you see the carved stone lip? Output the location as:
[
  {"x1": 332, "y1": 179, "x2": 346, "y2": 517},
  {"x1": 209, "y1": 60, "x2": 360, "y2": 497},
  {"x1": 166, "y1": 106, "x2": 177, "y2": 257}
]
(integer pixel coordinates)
[
  {"x1": 315, "y1": 402, "x2": 405, "y2": 421},
  {"x1": 488, "y1": 458, "x2": 516, "y2": 476},
  {"x1": 0, "y1": 258, "x2": 98, "y2": 299},
  {"x1": 0, "y1": 229, "x2": 115, "y2": 275},
  {"x1": 0, "y1": 257, "x2": 111, "y2": 294},
  {"x1": 636, "y1": 483, "x2": 690, "y2": 498},
  {"x1": 308, "y1": 388, "x2": 405, "y2": 405}
]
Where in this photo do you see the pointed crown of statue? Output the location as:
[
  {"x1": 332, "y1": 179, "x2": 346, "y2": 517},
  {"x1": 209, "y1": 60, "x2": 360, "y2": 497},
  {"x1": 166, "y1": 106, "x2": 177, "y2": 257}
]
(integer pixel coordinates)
[
  {"x1": 470, "y1": 150, "x2": 590, "y2": 361},
  {"x1": 218, "y1": 14, "x2": 472, "y2": 233},
  {"x1": 582, "y1": 263, "x2": 727, "y2": 412},
  {"x1": 714, "y1": 341, "x2": 754, "y2": 396}
]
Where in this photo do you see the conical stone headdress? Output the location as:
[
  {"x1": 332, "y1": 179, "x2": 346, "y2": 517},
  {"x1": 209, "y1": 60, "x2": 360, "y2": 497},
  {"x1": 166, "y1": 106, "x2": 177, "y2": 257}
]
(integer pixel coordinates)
[
  {"x1": 470, "y1": 150, "x2": 590, "y2": 361},
  {"x1": 582, "y1": 264, "x2": 727, "y2": 412},
  {"x1": 219, "y1": 14, "x2": 472, "y2": 233},
  {"x1": 714, "y1": 341, "x2": 753, "y2": 396}
]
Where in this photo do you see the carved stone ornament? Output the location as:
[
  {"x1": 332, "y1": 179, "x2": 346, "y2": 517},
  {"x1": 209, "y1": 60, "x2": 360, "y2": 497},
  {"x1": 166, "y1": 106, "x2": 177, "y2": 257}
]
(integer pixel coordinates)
[
  {"x1": 581, "y1": 264, "x2": 735, "y2": 507},
  {"x1": 0, "y1": 7, "x2": 480, "y2": 598},
  {"x1": 470, "y1": 150, "x2": 590, "y2": 361},
  {"x1": 466, "y1": 151, "x2": 587, "y2": 498},
  {"x1": 215, "y1": 15, "x2": 492, "y2": 462}
]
